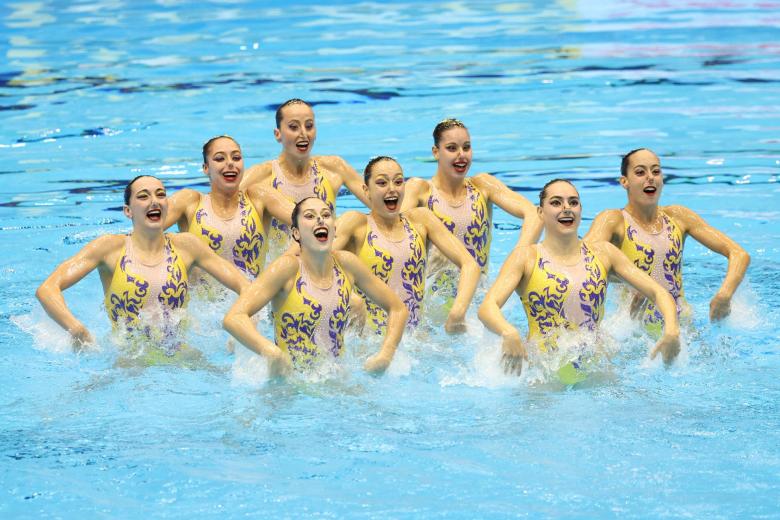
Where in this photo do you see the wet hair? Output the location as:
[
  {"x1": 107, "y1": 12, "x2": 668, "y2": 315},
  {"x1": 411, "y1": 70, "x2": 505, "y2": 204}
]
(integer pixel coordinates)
[
  {"x1": 275, "y1": 98, "x2": 312, "y2": 129},
  {"x1": 620, "y1": 148, "x2": 651, "y2": 176},
  {"x1": 290, "y1": 196, "x2": 323, "y2": 241},
  {"x1": 539, "y1": 178, "x2": 578, "y2": 206},
  {"x1": 124, "y1": 175, "x2": 161, "y2": 205},
  {"x1": 202, "y1": 135, "x2": 240, "y2": 164},
  {"x1": 363, "y1": 155, "x2": 398, "y2": 184},
  {"x1": 432, "y1": 118, "x2": 467, "y2": 147}
]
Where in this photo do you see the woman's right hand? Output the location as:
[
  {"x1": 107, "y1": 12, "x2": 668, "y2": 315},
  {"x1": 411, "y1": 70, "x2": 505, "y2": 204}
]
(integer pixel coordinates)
[
  {"x1": 265, "y1": 345, "x2": 292, "y2": 376},
  {"x1": 69, "y1": 323, "x2": 95, "y2": 351},
  {"x1": 501, "y1": 329, "x2": 527, "y2": 375}
]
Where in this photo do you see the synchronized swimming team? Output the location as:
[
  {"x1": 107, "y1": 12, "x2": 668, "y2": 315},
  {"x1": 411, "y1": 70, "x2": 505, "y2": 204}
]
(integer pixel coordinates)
[{"x1": 35, "y1": 98, "x2": 751, "y2": 381}]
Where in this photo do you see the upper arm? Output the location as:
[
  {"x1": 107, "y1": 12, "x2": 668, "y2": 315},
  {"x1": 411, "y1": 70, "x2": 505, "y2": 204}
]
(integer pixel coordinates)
[
  {"x1": 484, "y1": 246, "x2": 531, "y2": 308},
  {"x1": 337, "y1": 251, "x2": 402, "y2": 311},
  {"x1": 231, "y1": 255, "x2": 298, "y2": 317},
  {"x1": 667, "y1": 205, "x2": 746, "y2": 258},
  {"x1": 248, "y1": 184, "x2": 294, "y2": 225},
  {"x1": 239, "y1": 162, "x2": 272, "y2": 190},
  {"x1": 475, "y1": 173, "x2": 535, "y2": 219},
  {"x1": 583, "y1": 209, "x2": 623, "y2": 244},
  {"x1": 400, "y1": 178, "x2": 428, "y2": 211},
  {"x1": 39, "y1": 235, "x2": 116, "y2": 292},
  {"x1": 165, "y1": 189, "x2": 200, "y2": 229},
  {"x1": 414, "y1": 208, "x2": 472, "y2": 266},
  {"x1": 333, "y1": 211, "x2": 366, "y2": 253}
]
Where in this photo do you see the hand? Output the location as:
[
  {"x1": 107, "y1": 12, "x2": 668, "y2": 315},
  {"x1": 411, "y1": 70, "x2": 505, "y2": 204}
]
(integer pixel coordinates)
[
  {"x1": 709, "y1": 292, "x2": 731, "y2": 322},
  {"x1": 650, "y1": 333, "x2": 680, "y2": 365},
  {"x1": 69, "y1": 324, "x2": 95, "y2": 351},
  {"x1": 444, "y1": 309, "x2": 467, "y2": 334},
  {"x1": 364, "y1": 351, "x2": 393, "y2": 374},
  {"x1": 265, "y1": 345, "x2": 292, "y2": 376},
  {"x1": 629, "y1": 292, "x2": 647, "y2": 318},
  {"x1": 501, "y1": 329, "x2": 527, "y2": 375}
]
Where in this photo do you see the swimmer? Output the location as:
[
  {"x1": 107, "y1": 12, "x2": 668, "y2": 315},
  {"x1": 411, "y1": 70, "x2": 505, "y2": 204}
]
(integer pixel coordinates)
[
  {"x1": 223, "y1": 197, "x2": 409, "y2": 375},
  {"x1": 164, "y1": 135, "x2": 294, "y2": 280},
  {"x1": 36, "y1": 175, "x2": 249, "y2": 353},
  {"x1": 478, "y1": 179, "x2": 681, "y2": 377},
  {"x1": 240, "y1": 98, "x2": 371, "y2": 258},
  {"x1": 333, "y1": 156, "x2": 480, "y2": 334},
  {"x1": 584, "y1": 148, "x2": 750, "y2": 326}
]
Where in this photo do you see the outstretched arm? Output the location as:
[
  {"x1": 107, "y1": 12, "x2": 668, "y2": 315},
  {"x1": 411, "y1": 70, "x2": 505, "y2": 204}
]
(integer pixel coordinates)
[
  {"x1": 415, "y1": 208, "x2": 480, "y2": 333},
  {"x1": 35, "y1": 236, "x2": 118, "y2": 346},
  {"x1": 668, "y1": 206, "x2": 750, "y2": 321},
  {"x1": 338, "y1": 251, "x2": 409, "y2": 373},
  {"x1": 477, "y1": 246, "x2": 531, "y2": 374},
  {"x1": 332, "y1": 211, "x2": 366, "y2": 254},
  {"x1": 223, "y1": 256, "x2": 298, "y2": 375},
  {"x1": 326, "y1": 156, "x2": 371, "y2": 207},
  {"x1": 247, "y1": 184, "x2": 294, "y2": 226},
  {"x1": 400, "y1": 178, "x2": 429, "y2": 212},
  {"x1": 180, "y1": 234, "x2": 249, "y2": 295},
  {"x1": 164, "y1": 189, "x2": 201, "y2": 231},
  {"x1": 583, "y1": 209, "x2": 623, "y2": 245},
  {"x1": 604, "y1": 242, "x2": 680, "y2": 363},
  {"x1": 239, "y1": 162, "x2": 272, "y2": 191},
  {"x1": 476, "y1": 174, "x2": 542, "y2": 245}
]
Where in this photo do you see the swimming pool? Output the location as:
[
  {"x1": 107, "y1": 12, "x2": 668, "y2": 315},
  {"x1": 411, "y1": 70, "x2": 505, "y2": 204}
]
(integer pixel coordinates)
[{"x1": 2, "y1": 0, "x2": 779, "y2": 517}]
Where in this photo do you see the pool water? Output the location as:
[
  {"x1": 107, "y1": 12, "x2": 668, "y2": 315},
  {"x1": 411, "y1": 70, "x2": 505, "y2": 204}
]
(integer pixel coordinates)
[{"x1": 2, "y1": 0, "x2": 779, "y2": 517}]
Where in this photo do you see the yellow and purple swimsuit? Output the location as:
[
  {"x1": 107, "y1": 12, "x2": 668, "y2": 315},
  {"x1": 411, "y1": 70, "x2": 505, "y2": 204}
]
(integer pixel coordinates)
[
  {"x1": 187, "y1": 192, "x2": 265, "y2": 278},
  {"x1": 356, "y1": 215, "x2": 426, "y2": 333},
  {"x1": 426, "y1": 179, "x2": 491, "y2": 299},
  {"x1": 105, "y1": 234, "x2": 189, "y2": 357},
  {"x1": 521, "y1": 242, "x2": 607, "y2": 383},
  {"x1": 620, "y1": 209, "x2": 684, "y2": 333},
  {"x1": 272, "y1": 256, "x2": 351, "y2": 370},
  {"x1": 268, "y1": 159, "x2": 336, "y2": 258}
]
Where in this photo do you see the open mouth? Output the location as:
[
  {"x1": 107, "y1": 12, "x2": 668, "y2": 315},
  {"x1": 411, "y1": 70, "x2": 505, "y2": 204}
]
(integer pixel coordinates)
[
  {"x1": 313, "y1": 226, "x2": 329, "y2": 242},
  {"x1": 223, "y1": 171, "x2": 239, "y2": 182},
  {"x1": 146, "y1": 208, "x2": 162, "y2": 222},
  {"x1": 296, "y1": 141, "x2": 310, "y2": 152},
  {"x1": 384, "y1": 195, "x2": 399, "y2": 211},
  {"x1": 643, "y1": 186, "x2": 657, "y2": 194},
  {"x1": 453, "y1": 160, "x2": 469, "y2": 173},
  {"x1": 557, "y1": 216, "x2": 575, "y2": 227}
]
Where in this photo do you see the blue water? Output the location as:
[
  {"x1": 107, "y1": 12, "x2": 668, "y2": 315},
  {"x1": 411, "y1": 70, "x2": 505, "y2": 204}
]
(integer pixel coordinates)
[{"x1": 2, "y1": 0, "x2": 779, "y2": 517}]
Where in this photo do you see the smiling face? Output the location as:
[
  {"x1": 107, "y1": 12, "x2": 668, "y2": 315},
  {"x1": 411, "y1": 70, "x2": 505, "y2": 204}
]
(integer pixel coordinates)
[
  {"x1": 123, "y1": 176, "x2": 168, "y2": 230},
  {"x1": 203, "y1": 137, "x2": 243, "y2": 192},
  {"x1": 291, "y1": 197, "x2": 334, "y2": 252},
  {"x1": 274, "y1": 103, "x2": 316, "y2": 159},
  {"x1": 620, "y1": 149, "x2": 663, "y2": 208},
  {"x1": 433, "y1": 126, "x2": 472, "y2": 178},
  {"x1": 364, "y1": 158, "x2": 405, "y2": 218},
  {"x1": 538, "y1": 180, "x2": 581, "y2": 236}
]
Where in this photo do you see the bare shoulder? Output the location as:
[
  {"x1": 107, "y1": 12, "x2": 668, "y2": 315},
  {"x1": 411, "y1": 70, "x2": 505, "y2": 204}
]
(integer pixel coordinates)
[
  {"x1": 471, "y1": 172, "x2": 500, "y2": 189},
  {"x1": 88, "y1": 234, "x2": 126, "y2": 256},
  {"x1": 242, "y1": 160, "x2": 274, "y2": 188},
  {"x1": 315, "y1": 154, "x2": 346, "y2": 169},
  {"x1": 662, "y1": 204, "x2": 695, "y2": 220}
]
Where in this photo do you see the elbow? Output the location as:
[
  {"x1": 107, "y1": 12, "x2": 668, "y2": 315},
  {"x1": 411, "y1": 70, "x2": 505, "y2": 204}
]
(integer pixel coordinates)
[
  {"x1": 737, "y1": 249, "x2": 751, "y2": 269},
  {"x1": 463, "y1": 257, "x2": 480, "y2": 277},
  {"x1": 477, "y1": 300, "x2": 492, "y2": 326},
  {"x1": 222, "y1": 313, "x2": 238, "y2": 334}
]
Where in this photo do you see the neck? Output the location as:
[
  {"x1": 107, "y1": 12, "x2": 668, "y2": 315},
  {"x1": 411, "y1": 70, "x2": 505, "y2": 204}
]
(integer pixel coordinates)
[
  {"x1": 625, "y1": 200, "x2": 660, "y2": 224},
  {"x1": 433, "y1": 170, "x2": 466, "y2": 198},
  {"x1": 541, "y1": 232, "x2": 580, "y2": 258},
  {"x1": 370, "y1": 210, "x2": 402, "y2": 233},
  {"x1": 279, "y1": 153, "x2": 312, "y2": 177},
  {"x1": 300, "y1": 246, "x2": 332, "y2": 280},
  {"x1": 130, "y1": 228, "x2": 165, "y2": 253},
  {"x1": 209, "y1": 187, "x2": 240, "y2": 214}
]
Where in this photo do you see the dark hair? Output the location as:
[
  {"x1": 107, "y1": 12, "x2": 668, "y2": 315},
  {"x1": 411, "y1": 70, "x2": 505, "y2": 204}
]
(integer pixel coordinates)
[
  {"x1": 433, "y1": 118, "x2": 467, "y2": 147},
  {"x1": 124, "y1": 175, "x2": 161, "y2": 205},
  {"x1": 202, "y1": 135, "x2": 239, "y2": 164},
  {"x1": 620, "y1": 148, "x2": 651, "y2": 177},
  {"x1": 363, "y1": 155, "x2": 398, "y2": 184},
  {"x1": 539, "y1": 178, "x2": 578, "y2": 206},
  {"x1": 275, "y1": 98, "x2": 312, "y2": 129},
  {"x1": 290, "y1": 196, "x2": 323, "y2": 240}
]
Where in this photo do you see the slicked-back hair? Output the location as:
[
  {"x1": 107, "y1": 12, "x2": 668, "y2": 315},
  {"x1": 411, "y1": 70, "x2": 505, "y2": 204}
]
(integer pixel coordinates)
[
  {"x1": 275, "y1": 98, "x2": 312, "y2": 129},
  {"x1": 432, "y1": 118, "x2": 467, "y2": 147},
  {"x1": 539, "y1": 178, "x2": 577, "y2": 206}
]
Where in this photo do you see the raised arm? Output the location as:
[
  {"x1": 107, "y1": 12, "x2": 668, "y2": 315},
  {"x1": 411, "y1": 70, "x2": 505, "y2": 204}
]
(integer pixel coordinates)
[
  {"x1": 667, "y1": 205, "x2": 751, "y2": 321},
  {"x1": 583, "y1": 209, "x2": 624, "y2": 245},
  {"x1": 164, "y1": 188, "x2": 201, "y2": 231},
  {"x1": 177, "y1": 233, "x2": 249, "y2": 295},
  {"x1": 239, "y1": 161, "x2": 273, "y2": 191},
  {"x1": 35, "y1": 235, "x2": 119, "y2": 346},
  {"x1": 332, "y1": 210, "x2": 367, "y2": 254},
  {"x1": 602, "y1": 241, "x2": 680, "y2": 363},
  {"x1": 337, "y1": 251, "x2": 409, "y2": 373},
  {"x1": 477, "y1": 245, "x2": 532, "y2": 374},
  {"x1": 223, "y1": 255, "x2": 298, "y2": 375},
  {"x1": 413, "y1": 208, "x2": 479, "y2": 333},
  {"x1": 475, "y1": 173, "x2": 542, "y2": 245},
  {"x1": 400, "y1": 178, "x2": 429, "y2": 212},
  {"x1": 322, "y1": 155, "x2": 371, "y2": 207},
  {"x1": 247, "y1": 184, "x2": 294, "y2": 225}
]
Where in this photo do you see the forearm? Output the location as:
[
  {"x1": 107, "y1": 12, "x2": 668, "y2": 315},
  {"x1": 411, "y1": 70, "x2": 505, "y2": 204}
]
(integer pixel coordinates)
[
  {"x1": 718, "y1": 249, "x2": 751, "y2": 298},
  {"x1": 516, "y1": 213, "x2": 543, "y2": 246},
  {"x1": 477, "y1": 298, "x2": 518, "y2": 337},
  {"x1": 451, "y1": 261, "x2": 480, "y2": 318},
  {"x1": 654, "y1": 290, "x2": 680, "y2": 337},
  {"x1": 375, "y1": 306, "x2": 408, "y2": 358},
  {"x1": 36, "y1": 284, "x2": 84, "y2": 335},
  {"x1": 223, "y1": 312, "x2": 278, "y2": 357}
]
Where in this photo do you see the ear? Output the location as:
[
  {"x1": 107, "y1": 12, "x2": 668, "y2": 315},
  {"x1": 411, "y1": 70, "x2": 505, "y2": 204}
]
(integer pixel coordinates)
[
  {"x1": 202, "y1": 162, "x2": 209, "y2": 175},
  {"x1": 291, "y1": 227, "x2": 300, "y2": 243},
  {"x1": 432, "y1": 145, "x2": 439, "y2": 161},
  {"x1": 123, "y1": 205, "x2": 132, "y2": 220},
  {"x1": 362, "y1": 183, "x2": 369, "y2": 200},
  {"x1": 619, "y1": 176, "x2": 628, "y2": 190},
  {"x1": 273, "y1": 128, "x2": 281, "y2": 143},
  {"x1": 536, "y1": 204, "x2": 543, "y2": 217}
]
